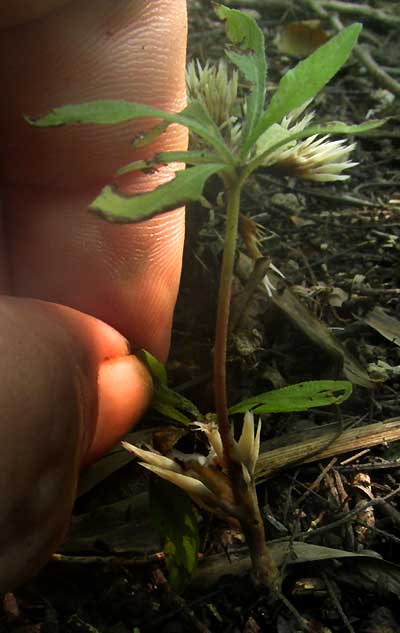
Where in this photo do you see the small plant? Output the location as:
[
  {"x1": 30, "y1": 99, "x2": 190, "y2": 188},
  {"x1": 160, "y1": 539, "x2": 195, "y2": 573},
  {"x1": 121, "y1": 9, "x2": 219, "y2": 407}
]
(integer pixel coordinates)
[{"x1": 29, "y1": 4, "x2": 385, "y2": 593}]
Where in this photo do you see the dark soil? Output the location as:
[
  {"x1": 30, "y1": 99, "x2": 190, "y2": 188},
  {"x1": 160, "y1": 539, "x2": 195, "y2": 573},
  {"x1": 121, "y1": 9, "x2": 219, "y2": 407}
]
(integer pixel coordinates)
[{"x1": 2, "y1": 1, "x2": 400, "y2": 632}]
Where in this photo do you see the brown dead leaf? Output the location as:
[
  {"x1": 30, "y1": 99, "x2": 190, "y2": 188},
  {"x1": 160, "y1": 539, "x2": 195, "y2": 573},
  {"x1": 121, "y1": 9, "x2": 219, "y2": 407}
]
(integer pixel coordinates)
[
  {"x1": 364, "y1": 306, "x2": 400, "y2": 347},
  {"x1": 290, "y1": 215, "x2": 315, "y2": 227},
  {"x1": 192, "y1": 541, "x2": 398, "y2": 592},
  {"x1": 275, "y1": 20, "x2": 330, "y2": 58}
]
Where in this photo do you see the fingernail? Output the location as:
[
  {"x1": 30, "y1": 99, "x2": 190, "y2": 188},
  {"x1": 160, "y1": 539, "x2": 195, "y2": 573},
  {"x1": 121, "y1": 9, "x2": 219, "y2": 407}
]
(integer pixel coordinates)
[{"x1": 83, "y1": 355, "x2": 153, "y2": 465}]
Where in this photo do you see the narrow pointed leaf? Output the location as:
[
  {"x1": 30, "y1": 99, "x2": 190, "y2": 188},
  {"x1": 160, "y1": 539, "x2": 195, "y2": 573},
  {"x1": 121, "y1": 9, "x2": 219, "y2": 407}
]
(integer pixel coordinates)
[
  {"x1": 214, "y1": 4, "x2": 267, "y2": 144},
  {"x1": 229, "y1": 380, "x2": 352, "y2": 415},
  {"x1": 151, "y1": 401, "x2": 192, "y2": 426},
  {"x1": 140, "y1": 349, "x2": 168, "y2": 386},
  {"x1": 139, "y1": 349, "x2": 200, "y2": 424},
  {"x1": 153, "y1": 383, "x2": 201, "y2": 424},
  {"x1": 245, "y1": 23, "x2": 362, "y2": 152},
  {"x1": 89, "y1": 163, "x2": 227, "y2": 223}
]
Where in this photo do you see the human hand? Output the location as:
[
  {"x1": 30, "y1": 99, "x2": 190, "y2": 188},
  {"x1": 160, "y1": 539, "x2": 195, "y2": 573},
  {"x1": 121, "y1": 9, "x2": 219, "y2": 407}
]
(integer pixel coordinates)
[{"x1": 0, "y1": 0, "x2": 187, "y2": 592}]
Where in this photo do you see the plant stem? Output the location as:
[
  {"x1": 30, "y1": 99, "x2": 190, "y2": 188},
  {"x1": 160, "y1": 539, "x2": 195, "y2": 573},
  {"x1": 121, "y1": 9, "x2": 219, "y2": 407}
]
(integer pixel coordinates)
[
  {"x1": 213, "y1": 174, "x2": 242, "y2": 451},
  {"x1": 213, "y1": 173, "x2": 281, "y2": 591}
]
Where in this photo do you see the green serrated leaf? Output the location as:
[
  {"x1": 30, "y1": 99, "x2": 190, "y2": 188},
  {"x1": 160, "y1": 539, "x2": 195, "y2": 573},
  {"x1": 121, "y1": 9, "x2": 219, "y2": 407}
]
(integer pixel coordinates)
[
  {"x1": 89, "y1": 163, "x2": 227, "y2": 223},
  {"x1": 140, "y1": 350, "x2": 167, "y2": 386},
  {"x1": 244, "y1": 23, "x2": 362, "y2": 153},
  {"x1": 27, "y1": 99, "x2": 233, "y2": 163},
  {"x1": 214, "y1": 3, "x2": 264, "y2": 50},
  {"x1": 150, "y1": 478, "x2": 199, "y2": 593},
  {"x1": 131, "y1": 120, "x2": 169, "y2": 149},
  {"x1": 155, "y1": 150, "x2": 221, "y2": 165},
  {"x1": 229, "y1": 380, "x2": 352, "y2": 415},
  {"x1": 304, "y1": 118, "x2": 388, "y2": 136},
  {"x1": 214, "y1": 3, "x2": 267, "y2": 146}
]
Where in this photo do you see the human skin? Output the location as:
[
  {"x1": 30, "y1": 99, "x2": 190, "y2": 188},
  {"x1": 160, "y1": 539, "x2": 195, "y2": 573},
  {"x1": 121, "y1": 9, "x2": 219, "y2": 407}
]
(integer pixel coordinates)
[{"x1": 0, "y1": 0, "x2": 187, "y2": 592}]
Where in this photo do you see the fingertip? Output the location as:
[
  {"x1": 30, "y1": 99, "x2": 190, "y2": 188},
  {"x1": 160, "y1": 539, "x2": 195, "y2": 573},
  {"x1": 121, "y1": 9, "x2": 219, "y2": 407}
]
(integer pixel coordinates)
[{"x1": 83, "y1": 354, "x2": 153, "y2": 464}]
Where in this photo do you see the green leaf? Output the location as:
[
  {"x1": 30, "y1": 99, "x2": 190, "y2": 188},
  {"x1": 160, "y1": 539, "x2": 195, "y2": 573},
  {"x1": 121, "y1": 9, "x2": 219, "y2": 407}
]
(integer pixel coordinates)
[
  {"x1": 229, "y1": 380, "x2": 352, "y2": 415},
  {"x1": 153, "y1": 383, "x2": 201, "y2": 425},
  {"x1": 139, "y1": 350, "x2": 200, "y2": 425},
  {"x1": 131, "y1": 120, "x2": 170, "y2": 149},
  {"x1": 214, "y1": 4, "x2": 267, "y2": 146},
  {"x1": 150, "y1": 478, "x2": 199, "y2": 592},
  {"x1": 140, "y1": 350, "x2": 167, "y2": 386},
  {"x1": 182, "y1": 99, "x2": 235, "y2": 162},
  {"x1": 27, "y1": 99, "x2": 233, "y2": 163},
  {"x1": 255, "y1": 122, "x2": 294, "y2": 158},
  {"x1": 89, "y1": 163, "x2": 227, "y2": 223},
  {"x1": 151, "y1": 400, "x2": 192, "y2": 425},
  {"x1": 155, "y1": 150, "x2": 222, "y2": 165},
  {"x1": 244, "y1": 23, "x2": 362, "y2": 153}
]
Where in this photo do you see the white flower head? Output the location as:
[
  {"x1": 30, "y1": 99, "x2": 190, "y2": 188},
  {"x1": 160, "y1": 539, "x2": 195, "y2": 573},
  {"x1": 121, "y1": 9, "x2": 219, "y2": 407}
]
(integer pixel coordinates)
[
  {"x1": 186, "y1": 59, "x2": 241, "y2": 146},
  {"x1": 122, "y1": 441, "x2": 224, "y2": 513},
  {"x1": 122, "y1": 411, "x2": 261, "y2": 519},
  {"x1": 261, "y1": 102, "x2": 358, "y2": 182},
  {"x1": 193, "y1": 412, "x2": 261, "y2": 479}
]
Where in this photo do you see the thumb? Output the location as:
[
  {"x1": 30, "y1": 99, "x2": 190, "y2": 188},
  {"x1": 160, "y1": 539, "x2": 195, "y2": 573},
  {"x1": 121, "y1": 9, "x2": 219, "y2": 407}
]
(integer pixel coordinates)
[{"x1": 0, "y1": 296, "x2": 152, "y2": 592}]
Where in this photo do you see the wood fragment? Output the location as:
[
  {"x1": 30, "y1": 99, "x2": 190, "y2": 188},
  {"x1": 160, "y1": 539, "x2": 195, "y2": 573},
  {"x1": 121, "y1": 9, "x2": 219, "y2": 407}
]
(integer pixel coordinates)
[{"x1": 256, "y1": 417, "x2": 400, "y2": 481}]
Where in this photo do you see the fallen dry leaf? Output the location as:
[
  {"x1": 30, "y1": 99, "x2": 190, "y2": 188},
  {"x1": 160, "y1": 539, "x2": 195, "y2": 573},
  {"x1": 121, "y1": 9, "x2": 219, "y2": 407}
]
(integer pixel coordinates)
[
  {"x1": 275, "y1": 20, "x2": 330, "y2": 58},
  {"x1": 364, "y1": 306, "x2": 400, "y2": 347}
]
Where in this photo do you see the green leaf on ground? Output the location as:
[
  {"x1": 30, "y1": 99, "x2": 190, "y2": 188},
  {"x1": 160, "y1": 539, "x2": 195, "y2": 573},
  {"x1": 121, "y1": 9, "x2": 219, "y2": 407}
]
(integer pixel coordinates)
[
  {"x1": 245, "y1": 23, "x2": 362, "y2": 151},
  {"x1": 150, "y1": 478, "x2": 199, "y2": 592},
  {"x1": 89, "y1": 163, "x2": 227, "y2": 223},
  {"x1": 229, "y1": 380, "x2": 352, "y2": 414},
  {"x1": 214, "y1": 3, "x2": 267, "y2": 146}
]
